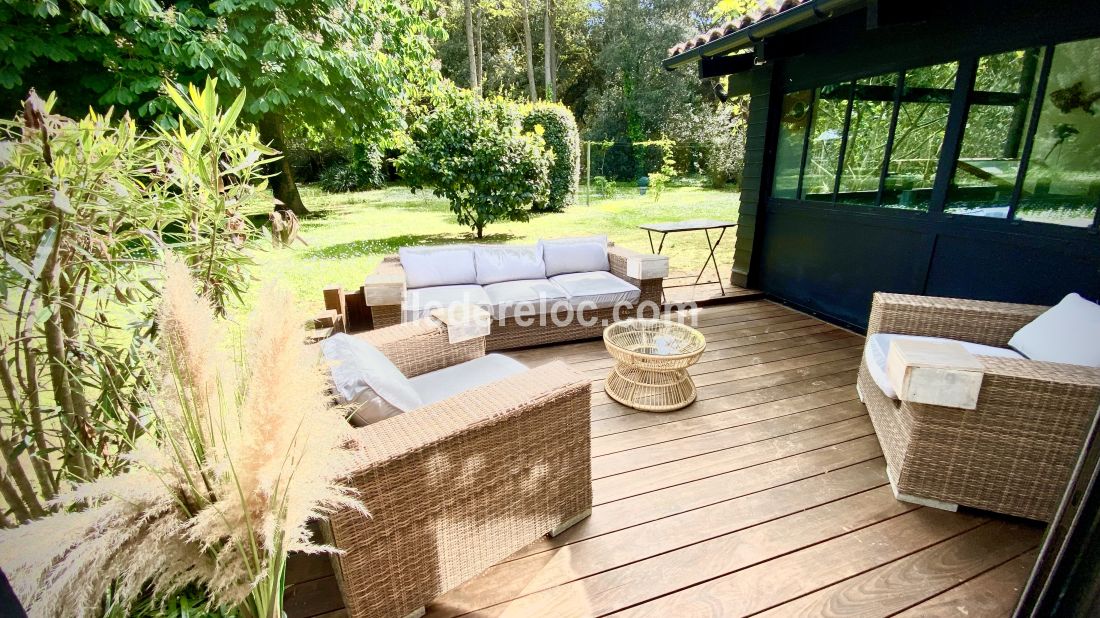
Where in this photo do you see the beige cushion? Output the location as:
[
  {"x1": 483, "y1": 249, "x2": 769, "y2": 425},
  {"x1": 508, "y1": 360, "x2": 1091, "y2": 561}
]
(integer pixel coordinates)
[
  {"x1": 539, "y1": 235, "x2": 609, "y2": 276},
  {"x1": 482, "y1": 278, "x2": 569, "y2": 318},
  {"x1": 409, "y1": 354, "x2": 528, "y2": 405},
  {"x1": 402, "y1": 284, "x2": 491, "y2": 322},
  {"x1": 549, "y1": 271, "x2": 641, "y2": 309},
  {"x1": 399, "y1": 245, "x2": 478, "y2": 288},
  {"x1": 474, "y1": 245, "x2": 546, "y2": 285},
  {"x1": 320, "y1": 333, "x2": 421, "y2": 426}
]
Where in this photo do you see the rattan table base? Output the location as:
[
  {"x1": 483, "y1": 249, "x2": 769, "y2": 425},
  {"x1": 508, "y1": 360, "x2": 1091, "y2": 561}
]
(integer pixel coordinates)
[{"x1": 605, "y1": 364, "x2": 698, "y2": 412}]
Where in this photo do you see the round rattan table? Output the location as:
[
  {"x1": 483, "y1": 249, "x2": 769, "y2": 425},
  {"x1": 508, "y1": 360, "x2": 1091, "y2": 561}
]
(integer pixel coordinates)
[{"x1": 603, "y1": 318, "x2": 707, "y2": 412}]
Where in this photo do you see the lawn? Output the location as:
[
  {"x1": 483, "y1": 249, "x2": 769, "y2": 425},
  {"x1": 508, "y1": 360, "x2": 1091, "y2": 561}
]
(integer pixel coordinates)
[{"x1": 247, "y1": 182, "x2": 741, "y2": 312}]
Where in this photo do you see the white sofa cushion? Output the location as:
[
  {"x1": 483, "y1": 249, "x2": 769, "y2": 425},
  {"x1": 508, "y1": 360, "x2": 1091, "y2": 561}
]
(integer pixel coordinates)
[
  {"x1": 474, "y1": 245, "x2": 546, "y2": 285},
  {"x1": 399, "y1": 246, "x2": 478, "y2": 289},
  {"x1": 550, "y1": 271, "x2": 641, "y2": 309},
  {"x1": 402, "y1": 284, "x2": 491, "y2": 322},
  {"x1": 1008, "y1": 293, "x2": 1100, "y2": 368},
  {"x1": 539, "y1": 235, "x2": 609, "y2": 276},
  {"x1": 864, "y1": 333, "x2": 1023, "y2": 400},
  {"x1": 482, "y1": 278, "x2": 569, "y2": 319},
  {"x1": 409, "y1": 353, "x2": 528, "y2": 406},
  {"x1": 320, "y1": 333, "x2": 422, "y2": 426}
]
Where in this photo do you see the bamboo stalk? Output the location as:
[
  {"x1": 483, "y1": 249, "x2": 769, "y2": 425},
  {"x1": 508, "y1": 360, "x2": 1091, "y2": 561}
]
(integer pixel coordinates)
[
  {"x1": 0, "y1": 438, "x2": 46, "y2": 518},
  {"x1": 0, "y1": 467, "x2": 33, "y2": 524}
]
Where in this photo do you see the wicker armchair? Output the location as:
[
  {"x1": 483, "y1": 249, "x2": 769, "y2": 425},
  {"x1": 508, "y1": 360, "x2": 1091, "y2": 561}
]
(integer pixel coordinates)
[
  {"x1": 859, "y1": 292, "x2": 1100, "y2": 521},
  {"x1": 323, "y1": 319, "x2": 593, "y2": 618}
]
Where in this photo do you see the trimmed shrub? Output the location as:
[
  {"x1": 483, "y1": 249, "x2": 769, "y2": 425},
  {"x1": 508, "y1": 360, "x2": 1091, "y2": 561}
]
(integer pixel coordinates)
[
  {"x1": 399, "y1": 91, "x2": 552, "y2": 238},
  {"x1": 522, "y1": 103, "x2": 580, "y2": 212}
]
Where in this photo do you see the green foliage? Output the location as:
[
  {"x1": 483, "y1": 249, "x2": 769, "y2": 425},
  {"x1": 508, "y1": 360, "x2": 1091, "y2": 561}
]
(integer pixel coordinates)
[
  {"x1": 318, "y1": 144, "x2": 387, "y2": 193},
  {"x1": 522, "y1": 103, "x2": 580, "y2": 211},
  {"x1": 592, "y1": 175, "x2": 617, "y2": 198},
  {"x1": 711, "y1": 0, "x2": 760, "y2": 19},
  {"x1": 0, "y1": 79, "x2": 272, "y2": 525},
  {"x1": 399, "y1": 90, "x2": 552, "y2": 238}
]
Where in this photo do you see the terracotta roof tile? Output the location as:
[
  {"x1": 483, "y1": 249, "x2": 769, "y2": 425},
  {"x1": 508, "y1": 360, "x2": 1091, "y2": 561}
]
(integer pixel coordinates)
[{"x1": 667, "y1": 0, "x2": 811, "y2": 60}]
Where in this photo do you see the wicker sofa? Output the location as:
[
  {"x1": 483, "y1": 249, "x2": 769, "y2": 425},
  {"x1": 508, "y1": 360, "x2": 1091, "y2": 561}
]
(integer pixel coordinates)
[
  {"x1": 858, "y1": 292, "x2": 1100, "y2": 521},
  {"x1": 321, "y1": 318, "x2": 593, "y2": 618},
  {"x1": 363, "y1": 239, "x2": 667, "y2": 351}
]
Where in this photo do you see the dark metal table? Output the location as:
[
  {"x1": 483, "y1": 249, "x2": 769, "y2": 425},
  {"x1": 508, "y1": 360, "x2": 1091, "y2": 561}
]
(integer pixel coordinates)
[{"x1": 639, "y1": 219, "x2": 737, "y2": 295}]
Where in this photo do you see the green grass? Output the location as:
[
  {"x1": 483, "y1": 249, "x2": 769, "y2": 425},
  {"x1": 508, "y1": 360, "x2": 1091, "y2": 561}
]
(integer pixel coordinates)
[{"x1": 247, "y1": 182, "x2": 740, "y2": 312}]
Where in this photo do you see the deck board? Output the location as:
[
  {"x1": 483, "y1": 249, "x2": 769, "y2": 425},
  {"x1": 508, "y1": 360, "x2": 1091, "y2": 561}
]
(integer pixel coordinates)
[{"x1": 284, "y1": 301, "x2": 1041, "y2": 618}]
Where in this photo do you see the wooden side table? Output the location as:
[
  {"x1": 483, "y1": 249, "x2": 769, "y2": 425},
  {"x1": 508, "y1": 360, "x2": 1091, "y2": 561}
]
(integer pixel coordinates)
[{"x1": 603, "y1": 319, "x2": 706, "y2": 412}]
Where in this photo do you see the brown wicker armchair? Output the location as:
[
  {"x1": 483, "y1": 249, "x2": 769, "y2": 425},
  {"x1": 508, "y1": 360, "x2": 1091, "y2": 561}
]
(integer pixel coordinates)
[
  {"x1": 323, "y1": 319, "x2": 593, "y2": 618},
  {"x1": 859, "y1": 292, "x2": 1100, "y2": 521}
]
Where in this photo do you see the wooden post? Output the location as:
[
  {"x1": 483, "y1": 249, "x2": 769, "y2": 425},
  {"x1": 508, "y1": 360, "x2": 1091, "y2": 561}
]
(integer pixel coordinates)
[{"x1": 323, "y1": 285, "x2": 347, "y2": 320}]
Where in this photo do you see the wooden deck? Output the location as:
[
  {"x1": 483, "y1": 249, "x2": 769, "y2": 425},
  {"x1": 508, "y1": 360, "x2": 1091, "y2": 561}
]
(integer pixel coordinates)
[
  {"x1": 285, "y1": 300, "x2": 1042, "y2": 618},
  {"x1": 661, "y1": 269, "x2": 762, "y2": 305}
]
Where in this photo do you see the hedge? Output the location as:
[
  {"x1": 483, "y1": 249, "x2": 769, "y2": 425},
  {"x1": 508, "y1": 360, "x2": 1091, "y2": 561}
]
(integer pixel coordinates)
[{"x1": 522, "y1": 103, "x2": 580, "y2": 212}]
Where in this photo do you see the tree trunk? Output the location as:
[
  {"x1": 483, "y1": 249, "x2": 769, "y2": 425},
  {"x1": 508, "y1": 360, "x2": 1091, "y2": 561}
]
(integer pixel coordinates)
[
  {"x1": 465, "y1": 0, "x2": 479, "y2": 95},
  {"x1": 475, "y1": 4, "x2": 484, "y2": 89},
  {"x1": 543, "y1": 0, "x2": 555, "y2": 101},
  {"x1": 521, "y1": 0, "x2": 538, "y2": 101},
  {"x1": 258, "y1": 115, "x2": 309, "y2": 217}
]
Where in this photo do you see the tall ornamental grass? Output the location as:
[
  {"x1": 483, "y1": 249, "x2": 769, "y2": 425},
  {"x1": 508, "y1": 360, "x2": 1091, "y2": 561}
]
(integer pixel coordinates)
[{"x1": 0, "y1": 257, "x2": 365, "y2": 617}]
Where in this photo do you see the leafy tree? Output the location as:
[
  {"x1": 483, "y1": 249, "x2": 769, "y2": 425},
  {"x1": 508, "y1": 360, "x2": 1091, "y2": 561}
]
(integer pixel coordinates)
[
  {"x1": 0, "y1": 80, "x2": 272, "y2": 525},
  {"x1": 399, "y1": 90, "x2": 552, "y2": 238},
  {"x1": 0, "y1": 0, "x2": 443, "y2": 216},
  {"x1": 522, "y1": 102, "x2": 580, "y2": 210}
]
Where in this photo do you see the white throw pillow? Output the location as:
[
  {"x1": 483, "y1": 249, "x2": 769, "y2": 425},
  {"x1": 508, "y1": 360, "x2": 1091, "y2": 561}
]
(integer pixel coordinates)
[
  {"x1": 398, "y1": 246, "x2": 478, "y2": 289},
  {"x1": 539, "y1": 235, "x2": 609, "y2": 277},
  {"x1": 1008, "y1": 293, "x2": 1100, "y2": 367},
  {"x1": 320, "y1": 333, "x2": 422, "y2": 426},
  {"x1": 474, "y1": 245, "x2": 546, "y2": 285}
]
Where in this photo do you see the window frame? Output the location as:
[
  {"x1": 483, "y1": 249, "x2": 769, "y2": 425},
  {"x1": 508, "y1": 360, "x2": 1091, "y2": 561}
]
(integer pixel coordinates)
[{"x1": 771, "y1": 40, "x2": 1100, "y2": 232}]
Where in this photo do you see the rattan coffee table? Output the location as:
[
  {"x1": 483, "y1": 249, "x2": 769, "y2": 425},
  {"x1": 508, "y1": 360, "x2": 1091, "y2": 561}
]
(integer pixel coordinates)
[{"x1": 603, "y1": 318, "x2": 706, "y2": 412}]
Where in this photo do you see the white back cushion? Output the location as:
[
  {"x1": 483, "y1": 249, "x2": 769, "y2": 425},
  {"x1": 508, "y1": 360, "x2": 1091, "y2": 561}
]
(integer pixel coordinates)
[
  {"x1": 320, "y1": 333, "x2": 422, "y2": 426},
  {"x1": 399, "y1": 246, "x2": 477, "y2": 289},
  {"x1": 474, "y1": 245, "x2": 546, "y2": 285},
  {"x1": 1008, "y1": 293, "x2": 1100, "y2": 367},
  {"x1": 539, "y1": 235, "x2": 609, "y2": 277}
]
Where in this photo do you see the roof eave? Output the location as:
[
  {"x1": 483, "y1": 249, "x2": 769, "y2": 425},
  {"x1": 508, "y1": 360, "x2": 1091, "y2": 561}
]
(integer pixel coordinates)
[{"x1": 663, "y1": 0, "x2": 866, "y2": 71}]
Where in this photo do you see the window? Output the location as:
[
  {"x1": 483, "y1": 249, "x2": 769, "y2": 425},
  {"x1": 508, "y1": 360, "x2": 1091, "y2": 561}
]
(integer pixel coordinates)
[
  {"x1": 880, "y1": 62, "x2": 957, "y2": 210},
  {"x1": 837, "y1": 74, "x2": 899, "y2": 206},
  {"x1": 772, "y1": 90, "x2": 812, "y2": 199},
  {"x1": 946, "y1": 50, "x2": 1042, "y2": 218},
  {"x1": 800, "y1": 82, "x2": 849, "y2": 201},
  {"x1": 1016, "y1": 38, "x2": 1100, "y2": 227},
  {"x1": 772, "y1": 37, "x2": 1100, "y2": 229}
]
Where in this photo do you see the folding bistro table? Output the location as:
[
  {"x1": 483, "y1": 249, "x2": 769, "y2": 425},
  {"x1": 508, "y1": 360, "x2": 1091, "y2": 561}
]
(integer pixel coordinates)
[{"x1": 639, "y1": 219, "x2": 737, "y2": 295}]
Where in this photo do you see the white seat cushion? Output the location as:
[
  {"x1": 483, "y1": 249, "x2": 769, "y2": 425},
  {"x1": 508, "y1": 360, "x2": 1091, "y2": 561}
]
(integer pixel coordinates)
[
  {"x1": 320, "y1": 333, "x2": 422, "y2": 426},
  {"x1": 549, "y1": 271, "x2": 641, "y2": 309},
  {"x1": 409, "y1": 354, "x2": 528, "y2": 406},
  {"x1": 402, "y1": 284, "x2": 491, "y2": 322},
  {"x1": 399, "y1": 246, "x2": 478, "y2": 288},
  {"x1": 864, "y1": 333, "x2": 1024, "y2": 400},
  {"x1": 474, "y1": 245, "x2": 546, "y2": 285},
  {"x1": 482, "y1": 278, "x2": 569, "y2": 319},
  {"x1": 539, "y1": 235, "x2": 609, "y2": 276},
  {"x1": 1008, "y1": 293, "x2": 1100, "y2": 368}
]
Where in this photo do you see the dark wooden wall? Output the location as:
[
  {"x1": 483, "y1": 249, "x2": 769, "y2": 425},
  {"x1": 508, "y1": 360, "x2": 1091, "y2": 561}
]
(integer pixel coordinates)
[{"x1": 729, "y1": 0, "x2": 1100, "y2": 330}]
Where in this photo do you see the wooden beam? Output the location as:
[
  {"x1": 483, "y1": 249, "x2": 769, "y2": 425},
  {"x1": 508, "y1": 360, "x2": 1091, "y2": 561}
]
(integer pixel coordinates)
[{"x1": 699, "y1": 52, "x2": 755, "y2": 79}]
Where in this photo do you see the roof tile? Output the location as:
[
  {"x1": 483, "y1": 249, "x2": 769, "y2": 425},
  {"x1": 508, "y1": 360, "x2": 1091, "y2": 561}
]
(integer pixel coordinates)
[{"x1": 667, "y1": 0, "x2": 811, "y2": 59}]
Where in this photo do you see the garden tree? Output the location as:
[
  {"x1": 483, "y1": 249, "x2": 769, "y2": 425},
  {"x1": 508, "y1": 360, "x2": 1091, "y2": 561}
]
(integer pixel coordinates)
[
  {"x1": 399, "y1": 90, "x2": 553, "y2": 238},
  {"x1": 434, "y1": 0, "x2": 594, "y2": 107},
  {"x1": 0, "y1": 80, "x2": 272, "y2": 525},
  {"x1": 521, "y1": 0, "x2": 539, "y2": 100},
  {"x1": 544, "y1": 0, "x2": 557, "y2": 101},
  {"x1": 0, "y1": 0, "x2": 443, "y2": 217},
  {"x1": 584, "y1": 0, "x2": 715, "y2": 143},
  {"x1": 711, "y1": 0, "x2": 760, "y2": 19}
]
